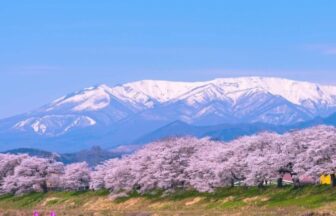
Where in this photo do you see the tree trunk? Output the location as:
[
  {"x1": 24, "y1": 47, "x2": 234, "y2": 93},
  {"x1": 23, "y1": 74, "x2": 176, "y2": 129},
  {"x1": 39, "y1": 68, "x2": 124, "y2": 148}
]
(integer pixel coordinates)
[
  {"x1": 258, "y1": 181, "x2": 264, "y2": 188},
  {"x1": 293, "y1": 177, "x2": 300, "y2": 189},
  {"x1": 277, "y1": 178, "x2": 283, "y2": 188},
  {"x1": 331, "y1": 174, "x2": 336, "y2": 187},
  {"x1": 230, "y1": 178, "x2": 234, "y2": 187},
  {"x1": 41, "y1": 181, "x2": 48, "y2": 193}
]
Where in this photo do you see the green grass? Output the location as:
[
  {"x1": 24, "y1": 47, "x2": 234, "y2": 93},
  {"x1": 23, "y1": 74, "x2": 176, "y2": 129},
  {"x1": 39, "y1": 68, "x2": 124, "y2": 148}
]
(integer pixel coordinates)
[
  {"x1": 0, "y1": 189, "x2": 109, "y2": 210},
  {"x1": 266, "y1": 185, "x2": 336, "y2": 208},
  {"x1": 0, "y1": 192, "x2": 46, "y2": 208},
  {"x1": 110, "y1": 185, "x2": 336, "y2": 211},
  {"x1": 1, "y1": 186, "x2": 336, "y2": 215}
]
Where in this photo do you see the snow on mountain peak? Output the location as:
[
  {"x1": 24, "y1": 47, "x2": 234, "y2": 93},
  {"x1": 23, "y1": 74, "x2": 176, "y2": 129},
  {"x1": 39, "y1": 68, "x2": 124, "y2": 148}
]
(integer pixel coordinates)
[
  {"x1": 45, "y1": 76, "x2": 336, "y2": 113},
  {"x1": 211, "y1": 77, "x2": 336, "y2": 105},
  {"x1": 48, "y1": 85, "x2": 112, "y2": 112},
  {"x1": 7, "y1": 76, "x2": 336, "y2": 137},
  {"x1": 13, "y1": 115, "x2": 96, "y2": 136},
  {"x1": 111, "y1": 80, "x2": 202, "y2": 103},
  {"x1": 121, "y1": 77, "x2": 336, "y2": 106}
]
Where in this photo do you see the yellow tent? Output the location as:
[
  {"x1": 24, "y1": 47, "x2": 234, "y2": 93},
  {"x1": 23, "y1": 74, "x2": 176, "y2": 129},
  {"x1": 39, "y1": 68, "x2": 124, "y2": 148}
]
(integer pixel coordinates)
[{"x1": 320, "y1": 174, "x2": 334, "y2": 185}]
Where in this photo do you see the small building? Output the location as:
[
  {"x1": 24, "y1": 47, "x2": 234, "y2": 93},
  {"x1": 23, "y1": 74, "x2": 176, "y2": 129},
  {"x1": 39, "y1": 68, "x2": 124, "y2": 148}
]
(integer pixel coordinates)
[
  {"x1": 299, "y1": 176, "x2": 315, "y2": 185},
  {"x1": 283, "y1": 173, "x2": 293, "y2": 185}
]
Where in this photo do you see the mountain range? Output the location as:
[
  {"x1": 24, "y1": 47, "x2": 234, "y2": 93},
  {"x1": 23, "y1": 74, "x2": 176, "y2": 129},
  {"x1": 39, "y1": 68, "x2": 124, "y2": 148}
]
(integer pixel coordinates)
[
  {"x1": 2, "y1": 146, "x2": 120, "y2": 166},
  {"x1": 136, "y1": 112, "x2": 336, "y2": 144},
  {"x1": 1, "y1": 76, "x2": 336, "y2": 152}
]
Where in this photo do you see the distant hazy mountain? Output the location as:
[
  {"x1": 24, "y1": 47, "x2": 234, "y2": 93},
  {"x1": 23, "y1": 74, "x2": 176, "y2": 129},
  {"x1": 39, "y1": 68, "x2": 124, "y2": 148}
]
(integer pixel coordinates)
[
  {"x1": 3, "y1": 148, "x2": 57, "y2": 159},
  {"x1": 3, "y1": 146, "x2": 120, "y2": 166},
  {"x1": 136, "y1": 112, "x2": 336, "y2": 145},
  {"x1": 133, "y1": 121, "x2": 288, "y2": 144},
  {"x1": 1, "y1": 77, "x2": 336, "y2": 151}
]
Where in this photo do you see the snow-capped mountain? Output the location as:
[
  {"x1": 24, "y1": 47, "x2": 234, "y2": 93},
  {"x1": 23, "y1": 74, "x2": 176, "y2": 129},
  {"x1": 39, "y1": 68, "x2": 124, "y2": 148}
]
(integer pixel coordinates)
[
  {"x1": 1, "y1": 76, "x2": 336, "y2": 151},
  {"x1": 6, "y1": 77, "x2": 336, "y2": 136}
]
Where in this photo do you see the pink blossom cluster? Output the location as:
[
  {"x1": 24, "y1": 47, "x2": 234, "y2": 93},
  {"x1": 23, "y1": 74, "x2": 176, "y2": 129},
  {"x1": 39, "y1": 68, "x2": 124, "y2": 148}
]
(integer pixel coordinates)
[{"x1": 1, "y1": 125, "x2": 336, "y2": 195}]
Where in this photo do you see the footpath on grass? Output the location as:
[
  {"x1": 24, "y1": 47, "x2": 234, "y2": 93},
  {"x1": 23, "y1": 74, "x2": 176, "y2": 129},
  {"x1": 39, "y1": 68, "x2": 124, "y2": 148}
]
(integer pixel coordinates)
[{"x1": 0, "y1": 186, "x2": 336, "y2": 216}]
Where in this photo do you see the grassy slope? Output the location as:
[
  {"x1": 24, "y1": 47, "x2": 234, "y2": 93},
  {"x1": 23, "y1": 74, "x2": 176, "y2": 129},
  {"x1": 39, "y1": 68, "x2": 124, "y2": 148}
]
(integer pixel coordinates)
[{"x1": 0, "y1": 186, "x2": 336, "y2": 215}]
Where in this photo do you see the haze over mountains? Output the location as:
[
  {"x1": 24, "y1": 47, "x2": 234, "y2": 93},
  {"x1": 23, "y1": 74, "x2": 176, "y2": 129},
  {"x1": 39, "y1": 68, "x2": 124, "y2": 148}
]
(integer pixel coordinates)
[{"x1": 1, "y1": 76, "x2": 336, "y2": 152}]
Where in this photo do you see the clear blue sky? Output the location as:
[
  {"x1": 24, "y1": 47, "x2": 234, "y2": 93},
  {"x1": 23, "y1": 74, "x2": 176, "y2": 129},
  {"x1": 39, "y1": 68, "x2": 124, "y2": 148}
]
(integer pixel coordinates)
[{"x1": 1, "y1": 1, "x2": 336, "y2": 118}]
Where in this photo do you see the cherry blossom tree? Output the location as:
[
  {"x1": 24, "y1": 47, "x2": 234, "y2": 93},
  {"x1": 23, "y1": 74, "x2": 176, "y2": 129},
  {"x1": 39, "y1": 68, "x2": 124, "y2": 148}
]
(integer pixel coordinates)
[
  {"x1": 1, "y1": 157, "x2": 64, "y2": 195},
  {"x1": 97, "y1": 126, "x2": 336, "y2": 193},
  {"x1": 62, "y1": 162, "x2": 91, "y2": 191},
  {"x1": 2, "y1": 125, "x2": 336, "y2": 195}
]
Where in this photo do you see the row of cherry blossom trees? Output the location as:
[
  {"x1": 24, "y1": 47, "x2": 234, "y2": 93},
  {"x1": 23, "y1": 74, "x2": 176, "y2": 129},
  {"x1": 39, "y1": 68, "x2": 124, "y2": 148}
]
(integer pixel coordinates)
[
  {"x1": 90, "y1": 125, "x2": 336, "y2": 193},
  {"x1": 0, "y1": 154, "x2": 90, "y2": 195},
  {"x1": 1, "y1": 125, "x2": 336, "y2": 195}
]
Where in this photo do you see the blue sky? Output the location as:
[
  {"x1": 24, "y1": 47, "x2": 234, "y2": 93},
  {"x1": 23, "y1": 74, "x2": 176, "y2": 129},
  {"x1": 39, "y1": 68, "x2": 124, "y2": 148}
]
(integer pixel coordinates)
[{"x1": 1, "y1": 0, "x2": 336, "y2": 118}]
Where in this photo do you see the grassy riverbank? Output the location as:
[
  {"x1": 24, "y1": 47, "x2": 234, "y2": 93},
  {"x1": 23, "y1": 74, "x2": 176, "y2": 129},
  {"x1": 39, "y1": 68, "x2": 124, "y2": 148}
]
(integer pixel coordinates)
[{"x1": 0, "y1": 186, "x2": 336, "y2": 215}]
